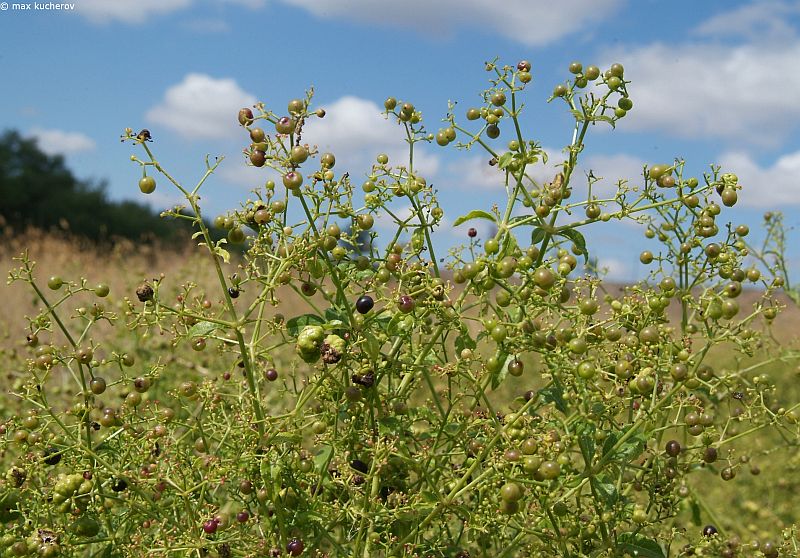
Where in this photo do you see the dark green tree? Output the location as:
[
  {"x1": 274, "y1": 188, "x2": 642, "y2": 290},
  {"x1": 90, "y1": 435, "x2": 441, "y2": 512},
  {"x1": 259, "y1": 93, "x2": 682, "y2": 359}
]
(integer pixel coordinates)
[{"x1": 0, "y1": 129, "x2": 188, "y2": 242}]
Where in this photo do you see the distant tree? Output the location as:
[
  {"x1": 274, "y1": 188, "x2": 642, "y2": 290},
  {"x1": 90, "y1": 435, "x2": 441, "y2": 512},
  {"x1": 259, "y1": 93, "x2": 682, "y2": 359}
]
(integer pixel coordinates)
[{"x1": 0, "y1": 129, "x2": 189, "y2": 242}]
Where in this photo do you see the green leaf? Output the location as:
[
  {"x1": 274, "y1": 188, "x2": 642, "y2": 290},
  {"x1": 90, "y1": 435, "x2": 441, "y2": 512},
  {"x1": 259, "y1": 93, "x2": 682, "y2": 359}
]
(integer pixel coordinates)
[
  {"x1": 531, "y1": 227, "x2": 547, "y2": 245},
  {"x1": 497, "y1": 152, "x2": 514, "y2": 169},
  {"x1": 690, "y1": 500, "x2": 702, "y2": 526},
  {"x1": 570, "y1": 109, "x2": 585, "y2": 122},
  {"x1": 314, "y1": 445, "x2": 333, "y2": 473},
  {"x1": 602, "y1": 431, "x2": 646, "y2": 463},
  {"x1": 559, "y1": 229, "x2": 588, "y2": 263},
  {"x1": 324, "y1": 307, "x2": 346, "y2": 323},
  {"x1": 593, "y1": 115, "x2": 616, "y2": 127},
  {"x1": 378, "y1": 417, "x2": 403, "y2": 436},
  {"x1": 500, "y1": 232, "x2": 518, "y2": 259},
  {"x1": 452, "y1": 210, "x2": 496, "y2": 227},
  {"x1": 444, "y1": 422, "x2": 461, "y2": 436},
  {"x1": 286, "y1": 314, "x2": 325, "y2": 337},
  {"x1": 388, "y1": 313, "x2": 414, "y2": 336},
  {"x1": 421, "y1": 490, "x2": 439, "y2": 503},
  {"x1": 490, "y1": 353, "x2": 513, "y2": 390},
  {"x1": 455, "y1": 333, "x2": 476, "y2": 354},
  {"x1": 617, "y1": 534, "x2": 666, "y2": 558},
  {"x1": 538, "y1": 385, "x2": 567, "y2": 414},
  {"x1": 188, "y1": 320, "x2": 221, "y2": 338},
  {"x1": 577, "y1": 423, "x2": 596, "y2": 461},
  {"x1": 215, "y1": 246, "x2": 231, "y2": 263},
  {"x1": 593, "y1": 478, "x2": 619, "y2": 507}
]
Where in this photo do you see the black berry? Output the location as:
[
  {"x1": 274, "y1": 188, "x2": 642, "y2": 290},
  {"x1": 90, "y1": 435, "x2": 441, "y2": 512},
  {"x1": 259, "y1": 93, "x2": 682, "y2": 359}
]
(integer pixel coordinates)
[{"x1": 355, "y1": 295, "x2": 374, "y2": 314}]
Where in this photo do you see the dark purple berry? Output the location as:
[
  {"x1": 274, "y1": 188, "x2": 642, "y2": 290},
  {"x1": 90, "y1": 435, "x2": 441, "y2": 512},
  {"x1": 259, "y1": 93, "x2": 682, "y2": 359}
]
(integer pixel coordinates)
[
  {"x1": 467, "y1": 228, "x2": 477, "y2": 238},
  {"x1": 665, "y1": 440, "x2": 681, "y2": 457},
  {"x1": 355, "y1": 295, "x2": 374, "y2": 314},
  {"x1": 228, "y1": 287, "x2": 240, "y2": 299},
  {"x1": 42, "y1": 447, "x2": 61, "y2": 466},
  {"x1": 351, "y1": 371, "x2": 375, "y2": 388},
  {"x1": 286, "y1": 538, "x2": 304, "y2": 556},
  {"x1": 236, "y1": 511, "x2": 249, "y2": 523},
  {"x1": 265, "y1": 368, "x2": 278, "y2": 382},
  {"x1": 702, "y1": 525, "x2": 718, "y2": 537},
  {"x1": 203, "y1": 519, "x2": 218, "y2": 534}
]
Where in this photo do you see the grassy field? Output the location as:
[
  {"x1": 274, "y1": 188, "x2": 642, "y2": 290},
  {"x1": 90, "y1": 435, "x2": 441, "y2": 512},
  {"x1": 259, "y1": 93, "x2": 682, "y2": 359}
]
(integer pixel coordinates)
[{"x1": 2, "y1": 229, "x2": 799, "y2": 551}]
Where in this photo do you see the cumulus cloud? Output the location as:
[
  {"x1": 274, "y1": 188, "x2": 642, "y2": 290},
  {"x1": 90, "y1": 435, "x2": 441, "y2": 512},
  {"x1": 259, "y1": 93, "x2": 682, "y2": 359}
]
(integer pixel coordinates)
[
  {"x1": 302, "y1": 96, "x2": 440, "y2": 179},
  {"x1": 76, "y1": 0, "x2": 191, "y2": 24},
  {"x1": 450, "y1": 147, "x2": 562, "y2": 190},
  {"x1": 599, "y1": 4, "x2": 800, "y2": 145},
  {"x1": 717, "y1": 150, "x2": 800, "y2": 207},
  {"x1": 280, "y1": 0, "x2": 622, "y2": 46},
  {"x1": 594, "y1": 255, "x2": 634, "y2": 282},
  {"x1": 580, "y1": 153, "x2": 646, "y2": 197},
  {"x1": 694, "y1": 0, "x2": 800, "y2": 43},
  {"x1": 146, "y1": 74, "x2": 257, "y2": 140},
  {"x1": 217, "y1": 160, "x2": 279, "y2": 189},
  {"x1": 27, "y1": 128, "x2": 96, "y2": 156},
  {"x1": 535, "y1": 148, "x2": 800, "y2": 208}
]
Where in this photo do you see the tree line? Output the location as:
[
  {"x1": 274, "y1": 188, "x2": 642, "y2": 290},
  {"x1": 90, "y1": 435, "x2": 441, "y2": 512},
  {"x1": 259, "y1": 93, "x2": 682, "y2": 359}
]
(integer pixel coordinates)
[{"x1": 0, "y1": 129, "x2": 193, "y2": 243}]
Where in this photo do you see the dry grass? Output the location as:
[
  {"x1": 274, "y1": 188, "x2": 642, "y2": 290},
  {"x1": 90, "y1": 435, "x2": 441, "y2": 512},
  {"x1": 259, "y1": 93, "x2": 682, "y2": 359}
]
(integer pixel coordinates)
[
  {"x1": 2, "y1": 227, "x2": 798, "y2": 359},
  {"x1": 0, "y1": 227, "x2": 219, "y2": 348}
]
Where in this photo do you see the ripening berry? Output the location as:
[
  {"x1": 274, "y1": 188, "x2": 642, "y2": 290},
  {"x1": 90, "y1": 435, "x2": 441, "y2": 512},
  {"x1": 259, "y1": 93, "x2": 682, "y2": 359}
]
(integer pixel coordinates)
[
  {"x1": 202, "y1": 519, "x2": 218, "y2": 534},
  {"x1": 286, "y1": 538, "x2": 305, "y2": 556},
  {"x1": 397, "y1": 295, "x2": 415, "y2": 313}
]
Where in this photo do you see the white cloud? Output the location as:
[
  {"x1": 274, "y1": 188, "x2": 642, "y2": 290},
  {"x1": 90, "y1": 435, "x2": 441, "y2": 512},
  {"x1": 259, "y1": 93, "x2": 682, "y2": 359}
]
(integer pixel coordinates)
[
  {"x1": 279, "y1": 0, "x2": 621, "y2": 46},
  {"x1": 302, "y1": 95, "x2": 440, "y2": 179},
  {"x1": 600, "y1": 8, "x2": 800, "y2": 145},
  {"x1": 76, "y1": 0, "x2": 191, "y2": 24},
  {"x1": 580, "y1": 153, "x2": 646, "y2": 197},
  {"x1": 27, "y1": 128, "x2": 96, "y2": 156},
  {"x1": 217, "y1": 160, "x2": 279, "y2": 189},
  {"x1": 594, "y1": 255, "x2": 633, "y2": 282},
  {"x1": 146, "y1": 74, "x2": 257, "y2": 140},
  {"x1": 452, "y1": 155, "x2": 506, "y2": 189},
  {"x1": 551, "y1": 149, "x2": 800, "y2": 208},
  {"x1": 717, "y1": 150, "x2": 800, "y2": 207},
  {"x1": 451, "y1": 147, "x2": 562, "y2": 190},
  {"x1": 694, "y1": 0, "x2": 800, "y2": 43}
]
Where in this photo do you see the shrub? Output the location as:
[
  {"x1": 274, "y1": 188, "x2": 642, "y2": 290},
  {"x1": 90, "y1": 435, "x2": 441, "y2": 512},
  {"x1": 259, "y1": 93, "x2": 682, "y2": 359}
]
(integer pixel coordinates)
[{"x1": 3, "y1": 59, "x2": 799, "y2": 557}]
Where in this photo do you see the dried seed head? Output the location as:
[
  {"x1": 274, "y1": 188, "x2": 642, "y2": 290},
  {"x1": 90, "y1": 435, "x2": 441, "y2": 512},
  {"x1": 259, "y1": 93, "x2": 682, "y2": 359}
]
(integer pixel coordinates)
[{"x1": 136, "y1": 283, "x2": 154, "y2": 302}]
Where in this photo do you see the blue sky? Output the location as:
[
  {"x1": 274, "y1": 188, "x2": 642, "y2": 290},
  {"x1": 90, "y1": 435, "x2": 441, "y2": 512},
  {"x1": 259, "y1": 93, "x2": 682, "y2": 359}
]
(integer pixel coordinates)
[{"x1": 1, "y1": 0, "x2": 799, "y2": 281}]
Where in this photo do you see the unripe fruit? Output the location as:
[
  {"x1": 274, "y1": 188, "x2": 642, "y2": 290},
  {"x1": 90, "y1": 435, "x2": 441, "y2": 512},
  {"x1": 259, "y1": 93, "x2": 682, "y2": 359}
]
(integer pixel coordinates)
[{"x1": 138, "y1": 176, "x2": 156, "y2": 194}]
